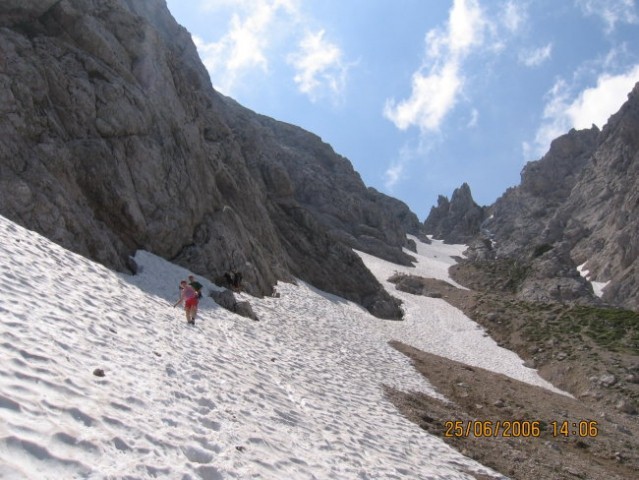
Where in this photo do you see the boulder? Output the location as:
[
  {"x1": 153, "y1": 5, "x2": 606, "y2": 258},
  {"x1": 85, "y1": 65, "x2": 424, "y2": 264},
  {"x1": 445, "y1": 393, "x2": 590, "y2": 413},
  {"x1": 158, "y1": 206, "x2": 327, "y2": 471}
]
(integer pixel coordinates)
[{"x1": 210, "y1": 289, "x2": 259, "y2": 321}]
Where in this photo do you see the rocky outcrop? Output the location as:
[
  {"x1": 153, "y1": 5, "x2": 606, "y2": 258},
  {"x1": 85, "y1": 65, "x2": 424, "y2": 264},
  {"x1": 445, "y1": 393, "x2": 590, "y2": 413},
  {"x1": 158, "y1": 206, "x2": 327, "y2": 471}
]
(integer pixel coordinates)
[
  {"x1": 0, "y1": 0, "x2": 60, "y2": 26},
  {"x1": 516, "y1": 243, "x2": 598, "y2": 305},
  {"x1": 423, "y1": 183, "x2": 486, "y2": 243},
  {"x1": 454, "y1": 85, "x2": 639, "y2": 311},
  {"x1": 217, "y1": 100, "x2": 420, "y2": 267},
  {"x1": 210, "y1": 289, "x2": 259, "y2": 321},
  {"x1": 473, "y1": 127, "x2": 601, "y2": 305},
  {"x1": 548, "y1": 84, "x2": 639, "y2": 311},
  {"x1": 483, "y1": 127, "x2": 599, "y2": 258},
  {"x1": 388, "y1": 273, "x2": 443, "y2": 298},
  {"x1": 0, "y1": 0, "x2": 409, "y2": 318}
]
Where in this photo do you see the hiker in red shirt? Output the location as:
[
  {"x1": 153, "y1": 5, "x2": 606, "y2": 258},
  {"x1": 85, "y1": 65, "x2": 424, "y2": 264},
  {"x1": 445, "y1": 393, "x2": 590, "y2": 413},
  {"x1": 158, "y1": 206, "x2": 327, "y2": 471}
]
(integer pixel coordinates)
[{"x1": 174, "y1": 280, "x2": 199, "y2": 325}]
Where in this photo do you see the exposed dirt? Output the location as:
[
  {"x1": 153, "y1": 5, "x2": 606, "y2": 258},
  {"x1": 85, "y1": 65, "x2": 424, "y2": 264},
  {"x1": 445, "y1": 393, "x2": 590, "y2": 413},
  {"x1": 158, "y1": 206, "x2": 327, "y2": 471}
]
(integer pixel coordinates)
[{"x1": 385, "y1": 267, "x2": 639, "y2": 480}]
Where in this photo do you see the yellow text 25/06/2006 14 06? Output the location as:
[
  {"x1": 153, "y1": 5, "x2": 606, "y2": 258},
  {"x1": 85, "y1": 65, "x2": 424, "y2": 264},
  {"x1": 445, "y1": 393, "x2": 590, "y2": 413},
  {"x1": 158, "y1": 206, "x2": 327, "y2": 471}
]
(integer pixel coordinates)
[{"x1": 443, "y1": 420, "x2": 599, "y2": 438}]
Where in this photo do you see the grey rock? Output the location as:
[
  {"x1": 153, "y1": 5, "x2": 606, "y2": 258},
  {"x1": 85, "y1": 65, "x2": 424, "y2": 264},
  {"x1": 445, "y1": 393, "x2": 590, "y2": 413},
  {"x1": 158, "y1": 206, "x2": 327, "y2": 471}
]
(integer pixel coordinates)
[
  {"x1": 615, "y1": 399, "x2": 637, "y2": 415},
  {"x1": 424, "y1": 183, "x2": 486, "y2": 244},
  {"x1": 431, "y1": 84, "x2": 639, "y2": 312},
  {"x1": 0, "y1": 0, "x2": 411, "y2": 319},
  {"x1": 598, "y1": 373, "x2": 617, "y2": 388},
  {"x1": 440, "y1": 127, "x2": 599, "y2": 304},
  {"x1": 405, "y1": 237, "x2": 418, "y2": 253},
  {"x1": 562, "y1": 467, "x2": 583, "y2": 477},
  {"x1": 483, "y1": 127, "x2": 599, "y2": 259},
  {"x1": 235, "y1": 301, "x2": 259, "y2": 321},
  {"x1": 211, "y1": 290, "x2": 237, "y2": 312},
  {"x1": 484, "y1": 86, "x2": 639, "y2": 310},
  {"x1": 424, "y1": 291, "x2": 443, "y2": 299},
  {"x1": 0, "y1": 0, "x2": 60, "y2": 26},
  {"x1": 210, "y1": 289, "x2": 258, "y2": 321},
  {"x1": 463, "y1": 237, "x2": 495, "y2": 262},
  {"x1": 388, "y1": 273, "x2": 442, "y2": 299},
  {"x1": 391, "y1": 275, "x2": 426, "y2": 295},
  {"x1": 516, "y1": 243, "x2": 595, "y2": 304},
  {"x1": 553, "y1": 84, "x2": 639, "y2": 311}
]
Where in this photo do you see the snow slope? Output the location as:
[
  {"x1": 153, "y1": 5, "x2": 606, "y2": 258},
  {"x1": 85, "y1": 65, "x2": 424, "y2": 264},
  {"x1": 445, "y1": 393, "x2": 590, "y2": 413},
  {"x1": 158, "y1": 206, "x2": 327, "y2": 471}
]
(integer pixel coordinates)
[
  {"x1": 577, "y1": 262, "x2": 609, "y2": 298},
  {"x1": 0, "y1": 214, "x2": 557, "y2": 479},
  {"x1": 356, "y1": 238, "x2": 563, "y2": 392}
]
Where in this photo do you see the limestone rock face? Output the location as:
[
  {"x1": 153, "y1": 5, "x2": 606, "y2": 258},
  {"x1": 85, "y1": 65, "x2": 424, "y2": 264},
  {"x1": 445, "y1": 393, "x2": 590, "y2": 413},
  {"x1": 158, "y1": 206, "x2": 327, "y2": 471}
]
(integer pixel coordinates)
[
  {"x1": 447, "y1": 127, "x2": 601, "y2": 306},
  {"x1": 551, "y1": 84, "x2": 639, "y2": 311},
  {"x1": 0, "y1": 0, "x2": 60, "y2": 26},
  {"x1": 483, "y1": 127, "x2": 600, "y2": 258},
  {"x1": 217, "y1": 102, "x2": 420, "y2": 267},
  {"x1": 0, "y1": 0, "x2": 410, "y2": 318},
  {"x1": 465, "y1": 86, "x2": 638, "y2": 310},
  {"x1": 517, "y1": 243, "x2": 597, "y2": 305},
  {"x1": 423, "y1": 183, "x2": 486, "y2": 243}
]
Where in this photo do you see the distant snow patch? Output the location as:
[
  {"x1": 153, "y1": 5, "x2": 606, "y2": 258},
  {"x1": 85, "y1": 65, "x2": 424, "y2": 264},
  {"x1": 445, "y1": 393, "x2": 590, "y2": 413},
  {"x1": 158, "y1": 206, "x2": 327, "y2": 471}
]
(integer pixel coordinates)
[{"x1": 577, "y1": 262, "x2": 609, "y2": 298}]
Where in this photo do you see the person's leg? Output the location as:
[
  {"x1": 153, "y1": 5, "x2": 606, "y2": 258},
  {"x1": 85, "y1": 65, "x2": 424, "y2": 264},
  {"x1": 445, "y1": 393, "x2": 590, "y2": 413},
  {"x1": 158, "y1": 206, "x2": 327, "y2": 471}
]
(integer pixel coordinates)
[{"x1": 185, "y1": 298, "x2": 196, "y2": 323}]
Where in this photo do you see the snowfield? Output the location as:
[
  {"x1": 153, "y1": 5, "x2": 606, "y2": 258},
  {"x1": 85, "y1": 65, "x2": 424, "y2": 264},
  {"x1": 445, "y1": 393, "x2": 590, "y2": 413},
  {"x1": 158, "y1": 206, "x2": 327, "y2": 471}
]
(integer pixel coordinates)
[
  {"x1": 577, "y1": 262, "x2": 609, "y2": 298},
  {"x1": 0, "y1": 214, "x2": 559, "y2": 479}
]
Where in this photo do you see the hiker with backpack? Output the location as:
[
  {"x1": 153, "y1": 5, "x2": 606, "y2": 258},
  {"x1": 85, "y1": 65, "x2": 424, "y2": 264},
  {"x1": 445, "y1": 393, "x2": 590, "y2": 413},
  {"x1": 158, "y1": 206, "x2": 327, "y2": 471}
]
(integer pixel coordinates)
[
  {"x1": 224, "y1": 268, "x2": 242, "y2": 292},
  {"x1": 188, "y1": 275, "x2": 203, "y2": 298},
  {"x1": 174, "y1": 280, "x2": 199, "y2": 324}
]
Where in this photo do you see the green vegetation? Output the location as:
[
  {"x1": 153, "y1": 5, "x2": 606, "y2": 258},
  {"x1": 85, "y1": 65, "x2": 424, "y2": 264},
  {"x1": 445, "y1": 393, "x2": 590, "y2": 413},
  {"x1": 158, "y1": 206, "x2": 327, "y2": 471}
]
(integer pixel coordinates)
[
  {"x1": 468, "y1": 259, "x2": 532, "y2": 293},
  {"x1": 474, "y1": 290, "x2": 639, "y2": 354},
  {"x1": 505, "y1": 263, "x2": 531, "y2": 291},
  {"x1": 520, "y1": 304, "x2": 639, "y2": 353},
  {"x1": 532, "y1": 243, "x2": 554, "y2": 258}
]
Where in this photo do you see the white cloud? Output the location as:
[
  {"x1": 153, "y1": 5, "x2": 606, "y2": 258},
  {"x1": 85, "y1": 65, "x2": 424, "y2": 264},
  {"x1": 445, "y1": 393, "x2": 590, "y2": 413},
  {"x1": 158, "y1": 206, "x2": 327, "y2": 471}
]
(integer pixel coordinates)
[
  {"x1": 191, "y1": 0, "x2": 301, "y2": 95},
  {"x1": 447, "y1": 0, "x2": 487, "y2": 54},
  {"x1": 384, "y1": 161, "x2": 405, "y2": 190},
  {"x1": 468, "y1": 108, "x2": 479, "y2": 128},
  {"x1": 384, "y1": 0, "x2": 486, "y2": 134},
  {"x1": 575, "y1": 0, "x2": 639, "y2": 33},
  {"x1": 384, "y1": 63, "x2": 463, "y2": 132},
  {"x1": 199, "y1": 0, "x2": 299, "y2": 14},
  {"x1": 383, "y1": 142, "x2": 430, "y2": 190},
  {"x1": 567, "y1": 67, "x2": 639, "y2": 128},
  {"x1": 287, "y1": 30, "x2": 351, "y2": 103},
  {"x1": 193, "y1": 0, "x2": 351, "y2": 103},
  {"x1": 526, "y1": 64, "x2": 639, "y2": 159},
  {"x1": 501, "y1": 1, "x2": 526, "y2": 33},
  {"x1": 518, "y1": 43, "x2": 553, "y2": 67}
]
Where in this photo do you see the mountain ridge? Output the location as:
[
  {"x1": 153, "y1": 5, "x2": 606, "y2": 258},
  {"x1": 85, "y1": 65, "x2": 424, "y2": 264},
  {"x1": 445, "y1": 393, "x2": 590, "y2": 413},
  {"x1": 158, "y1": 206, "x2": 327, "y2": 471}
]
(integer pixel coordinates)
[
  {"x1": 0, "y1": 0, "x2": 419, "y2": 319},
  {"x1": 424, "y1": 84, "x2": 639, "y2": 312}
]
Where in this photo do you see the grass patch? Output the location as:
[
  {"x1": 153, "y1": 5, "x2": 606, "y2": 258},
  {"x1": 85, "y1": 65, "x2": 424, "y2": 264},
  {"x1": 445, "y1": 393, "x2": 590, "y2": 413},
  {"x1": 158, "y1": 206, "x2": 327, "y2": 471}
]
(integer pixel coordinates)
[
  {"x1": 532, "y1": 243, "x2": 554, "y2": 258},
  {"x1": 519, "y1": 303, "x2": 639, "y2": 353}
]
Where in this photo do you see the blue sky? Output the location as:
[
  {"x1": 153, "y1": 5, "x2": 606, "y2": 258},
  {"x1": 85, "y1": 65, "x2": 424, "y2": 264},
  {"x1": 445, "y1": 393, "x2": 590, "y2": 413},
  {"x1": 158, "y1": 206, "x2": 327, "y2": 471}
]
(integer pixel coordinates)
[{"x1": 165, "y1": 0, "x2": 639, "y2": 219}]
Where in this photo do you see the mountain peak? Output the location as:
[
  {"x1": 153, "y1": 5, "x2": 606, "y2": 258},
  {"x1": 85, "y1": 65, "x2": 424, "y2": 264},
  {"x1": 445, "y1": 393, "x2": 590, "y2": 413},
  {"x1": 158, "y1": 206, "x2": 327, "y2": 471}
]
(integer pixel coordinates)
[
  {"x1": 423, "y1": 183, "x2": 486, "y2": 244},
  {"x1": 426, "y1": 84, "x2": 639, "y2": 311}
]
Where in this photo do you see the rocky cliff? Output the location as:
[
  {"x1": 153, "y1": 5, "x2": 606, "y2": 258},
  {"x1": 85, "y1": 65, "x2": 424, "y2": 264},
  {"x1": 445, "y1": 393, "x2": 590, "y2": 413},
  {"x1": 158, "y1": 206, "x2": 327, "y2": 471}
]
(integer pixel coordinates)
[
  {"x1": 483, "y1": 126, "x2": 600, "y2": 258},
  {"x1": 429, "y1": 85, "x2": 639, "y2": 311},
  {"x1": 479, "y1": 127, "x2": 602, "y2": 304},
  {"x1": 547, "y1": 84, "x2": 639, "y2": 311},
  {"x1": 0, "y1": 0, "x2": 416, "y2": 318},
  {"x1": 423, "y1": 182, "x2": 486, "y2": 243}
]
